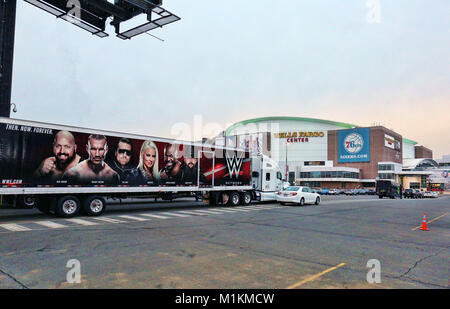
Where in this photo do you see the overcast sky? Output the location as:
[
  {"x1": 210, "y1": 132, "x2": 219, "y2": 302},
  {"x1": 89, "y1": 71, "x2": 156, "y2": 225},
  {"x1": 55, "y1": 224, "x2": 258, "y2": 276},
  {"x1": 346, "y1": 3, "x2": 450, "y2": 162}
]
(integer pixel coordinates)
[{"x1": 11, "y1": 0, "x2": 450, "y2": 158}]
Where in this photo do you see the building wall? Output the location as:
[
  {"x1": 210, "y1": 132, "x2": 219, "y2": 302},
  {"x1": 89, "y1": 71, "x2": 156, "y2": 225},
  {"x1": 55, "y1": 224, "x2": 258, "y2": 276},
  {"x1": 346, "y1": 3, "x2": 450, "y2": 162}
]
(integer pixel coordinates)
[
  {"x1": 227, "y1": 119, "x2": 352, "y2": 172},
  {"x1": 415, "y1": 146, "x2": 433, "y2": 159},
  {"x1": 403, "y1": 142, "x2": 416, "y2": 160},
  {"x1": 328, "y1": 126, "x2": 403, "y2": 179},
  {"x1": 402, "y1": 176, "x2": 424, "y2": 189},
  {"x1": 297, "y1": 181, "x2": 361, "y2": 189}
]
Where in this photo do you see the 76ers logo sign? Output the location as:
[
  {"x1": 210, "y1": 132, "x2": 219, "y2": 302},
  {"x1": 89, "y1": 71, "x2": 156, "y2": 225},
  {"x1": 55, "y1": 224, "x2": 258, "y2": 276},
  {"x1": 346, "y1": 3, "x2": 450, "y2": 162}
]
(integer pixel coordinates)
[
  {"x1": 225, "y1": 150, "x2": 244, "y2": 179},
  {"x1": 344, "y1": 133, "x2": 364, "y2": 154}
]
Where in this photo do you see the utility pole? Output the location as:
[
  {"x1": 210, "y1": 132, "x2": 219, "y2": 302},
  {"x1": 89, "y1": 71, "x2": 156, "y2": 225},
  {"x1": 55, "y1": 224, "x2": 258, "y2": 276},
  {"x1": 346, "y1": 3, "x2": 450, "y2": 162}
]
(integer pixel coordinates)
[{"x1": 0, "y1": 0, "x2": 17, "y2": 117}]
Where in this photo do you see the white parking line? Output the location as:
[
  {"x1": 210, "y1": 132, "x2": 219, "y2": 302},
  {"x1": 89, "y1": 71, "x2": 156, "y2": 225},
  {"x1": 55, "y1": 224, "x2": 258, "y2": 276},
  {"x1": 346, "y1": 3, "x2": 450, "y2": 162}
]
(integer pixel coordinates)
[
  {"x1": 245, "y1": 205, "x2": 279, "y2": 210},
  {"x1": 117, "y1": 215, "x2": 149, "y2": 222},
  {"x1": 35, "y1": 221, "x2": 67, "y2": 229},
  {"x1": 139, "y1": 214, "x2": 170, "y2": 219},
  {"x1": 225, "y1": 207, "x2": 252, "y2": 212},
  {"x1": 239, "y1": 206, "x2": 265, "y2": 211},
  {"x1": 66, "y1": 218, "x2": 98, "y2": 226},
  {"x1": 0, "y1": 223, "x2": 32, "y2": 232},
  {"x1": 93, "y1": 217, "x2": 126, "y2": 224},
  {"x1": 176, "y1": 211, "x2": 208, "y2": 216},
  {"x1": 159, "y1": 212, "x2": 192, "y2": 218},
  {"x1": 209, "y1": 208, "x2": 239, "y2": 213},
  {"x1": 250, "y1": 205, "x2": 280, "y2": 208},
  {"x1": 191, "y1": 209, "x2": 225, "y2": 215}
]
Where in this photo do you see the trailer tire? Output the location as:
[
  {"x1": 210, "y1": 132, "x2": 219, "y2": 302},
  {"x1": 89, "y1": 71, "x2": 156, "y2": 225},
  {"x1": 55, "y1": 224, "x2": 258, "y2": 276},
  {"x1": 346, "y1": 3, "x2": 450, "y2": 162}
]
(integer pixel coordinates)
[
  {"x1": 228, "y1": 192, "x2": 240, "y2": 207},
  {"x1": 83, "y1": 196, "x2": 106, "y2": 216},
  {"x1": 55, "y1": 195, "x2": 81, "y2": 218},
  {"x1": 240, "y1": 192, "x2": 252, "y2": 205}
]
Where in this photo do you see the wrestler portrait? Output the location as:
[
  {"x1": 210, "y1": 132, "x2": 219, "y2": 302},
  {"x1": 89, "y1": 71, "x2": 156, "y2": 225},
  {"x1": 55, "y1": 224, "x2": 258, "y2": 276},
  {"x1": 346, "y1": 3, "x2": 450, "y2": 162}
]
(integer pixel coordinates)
[
  {"x1": 129, "y1": 140, "x2": 160, "y2": 185},
  {"x1": 109, "y1": 138, "x2": 135, "y2": 182},
  {"x1": 159, "y1": 143, "x2": 182, "y2": 181},
  {"x1": 34, "y1": 130, "x2": 81, "y2": 181},
  {"x1": 63, "y1": 134, "x2": 119, "y2": 185}
]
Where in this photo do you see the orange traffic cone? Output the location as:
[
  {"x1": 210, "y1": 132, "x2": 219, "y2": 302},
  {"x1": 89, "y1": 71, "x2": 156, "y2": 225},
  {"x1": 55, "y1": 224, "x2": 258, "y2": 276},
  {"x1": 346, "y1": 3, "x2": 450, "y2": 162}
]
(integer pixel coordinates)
[{"x1": 420, "y1": 213, "x2": 430, "y2": 231}]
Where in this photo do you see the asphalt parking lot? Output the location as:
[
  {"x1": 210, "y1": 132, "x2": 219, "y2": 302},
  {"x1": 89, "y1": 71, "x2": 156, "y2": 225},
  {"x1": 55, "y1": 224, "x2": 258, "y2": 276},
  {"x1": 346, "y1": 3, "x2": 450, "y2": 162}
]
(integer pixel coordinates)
[{"x1": 0, "y1": 194, "x2": 448, "y2": 289}]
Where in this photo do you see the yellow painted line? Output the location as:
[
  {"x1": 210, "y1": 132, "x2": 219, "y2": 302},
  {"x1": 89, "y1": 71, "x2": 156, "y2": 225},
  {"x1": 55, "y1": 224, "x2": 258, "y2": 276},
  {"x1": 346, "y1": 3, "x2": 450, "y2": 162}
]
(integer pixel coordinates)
[
  {"x1": 411, "y1": 212, "x2": 448, "y2": 231},
  {"x1": 286, "y1": 263, "x2": 346, "y2": 289}
]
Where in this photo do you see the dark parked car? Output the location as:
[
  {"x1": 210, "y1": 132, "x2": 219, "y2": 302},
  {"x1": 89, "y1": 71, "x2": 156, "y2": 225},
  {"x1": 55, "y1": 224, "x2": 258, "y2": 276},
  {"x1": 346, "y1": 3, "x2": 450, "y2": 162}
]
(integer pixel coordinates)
[
  {"x1": 376, "y1": 180, "x2": 400, "y2": 199},
  {"x1": 367, "y1": 189, "x2": 376, "y2": 195},
  {"x1": 414, "y1": 189, "x2": 424, "y2": 199},
  {"x1": 403, "y1": 189, "x2": 414, "y2": 198}
]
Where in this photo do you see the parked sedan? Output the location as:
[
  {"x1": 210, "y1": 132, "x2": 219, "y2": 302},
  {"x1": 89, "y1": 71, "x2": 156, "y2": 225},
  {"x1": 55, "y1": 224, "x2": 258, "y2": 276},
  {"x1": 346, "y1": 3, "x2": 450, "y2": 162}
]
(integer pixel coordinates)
[
  {"x1": 345, "y1": 189, "x2": 357, "y2": 195},
  {"x1": 276, "y1": 186, "x2": 321, "y2": 206},
  {"x1": 358, "y1": 189, "x2": 368, "y2": 195},
  {"x1": 403, "y1": 189, "x2": 414, "y2": 198},
  {"x1": 423, "y1": 191, "x2": 438, "y2": 198},
  {"x1": 328, "y1": 189, "x2": 337, "y2": 195},
  {"x1": 414, "y1": 190, "x2": 424, "y2": 199},
  {"x1": 319, "y1": 188, "x2": 330, "y2": 195}
]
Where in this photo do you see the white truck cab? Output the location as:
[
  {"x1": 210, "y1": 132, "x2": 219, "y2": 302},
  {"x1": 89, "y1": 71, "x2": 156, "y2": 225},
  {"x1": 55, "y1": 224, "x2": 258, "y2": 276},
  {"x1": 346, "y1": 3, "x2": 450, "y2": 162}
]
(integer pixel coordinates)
[{"x1": 251, "y1": 155, "x2": 285, "y2": 201}]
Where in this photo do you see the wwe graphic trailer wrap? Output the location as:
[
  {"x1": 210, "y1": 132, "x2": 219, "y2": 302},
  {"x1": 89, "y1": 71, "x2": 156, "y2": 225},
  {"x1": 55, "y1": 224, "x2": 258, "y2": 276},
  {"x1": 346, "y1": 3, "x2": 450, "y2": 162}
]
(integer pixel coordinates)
[{"x1": 0, "y1": 118, "x2": 283, "y2": 217}]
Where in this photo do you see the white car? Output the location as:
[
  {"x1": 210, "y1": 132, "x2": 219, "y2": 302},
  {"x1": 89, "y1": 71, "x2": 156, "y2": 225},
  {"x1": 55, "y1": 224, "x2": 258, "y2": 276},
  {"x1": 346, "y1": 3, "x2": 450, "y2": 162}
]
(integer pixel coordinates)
[
  {"x1": 276, "y1": 186, "x2": 321, "y2": 206},
  {"x1": 424, "y1": 191, "x2": 438, "y2": 198},
  {"x1": 328, "y1": 189, "x2": 337, "y2": 195}
]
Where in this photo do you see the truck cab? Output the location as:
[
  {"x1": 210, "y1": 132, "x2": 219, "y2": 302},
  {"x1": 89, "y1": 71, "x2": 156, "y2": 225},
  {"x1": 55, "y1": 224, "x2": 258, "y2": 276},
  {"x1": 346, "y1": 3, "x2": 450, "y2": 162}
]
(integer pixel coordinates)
[{"x1": 251, "y1": 155, "x2": 284, "y2": 201}]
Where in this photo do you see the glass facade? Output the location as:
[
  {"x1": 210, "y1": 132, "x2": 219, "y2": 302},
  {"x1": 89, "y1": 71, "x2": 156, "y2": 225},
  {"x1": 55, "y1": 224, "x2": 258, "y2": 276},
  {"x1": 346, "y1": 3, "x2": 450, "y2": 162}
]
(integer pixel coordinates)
[
  {"x1": 378, "y1": 173, "x2": 394, "y2": 180},
  {"x1": 378, "y1": 164, "x2": 394, "y2": 171},
  {"x1": 421, "y1": 175, "x2": 427, "y2": 188},
  {"x1": 300, "y1": 171, "x2": 359, "y2": 179},
  {"x1": 300, "y1": 181, "x2": 321, "y2": 187},
  {"x1": 410, "y1": 182, "x2": 420, "y2": 189}
]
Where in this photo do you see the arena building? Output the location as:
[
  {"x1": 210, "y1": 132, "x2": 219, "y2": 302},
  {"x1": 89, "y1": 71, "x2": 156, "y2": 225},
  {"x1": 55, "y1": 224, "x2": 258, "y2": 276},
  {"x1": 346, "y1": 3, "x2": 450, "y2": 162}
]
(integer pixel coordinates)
[{"x1": 215, "y1": 116, "x2": 442, "y2": 191}]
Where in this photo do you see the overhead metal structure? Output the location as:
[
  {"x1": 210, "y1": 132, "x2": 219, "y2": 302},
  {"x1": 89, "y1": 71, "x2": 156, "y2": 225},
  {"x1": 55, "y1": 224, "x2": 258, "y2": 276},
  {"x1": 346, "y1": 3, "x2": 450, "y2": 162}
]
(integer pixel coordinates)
[
  {"x1": 0, "y1": 0, "x2": 180, "y2": 117},
  {"x1": 0, "y1": 0, "x2": 17, "y2": 117},
  {"x1": 23, "y1": 0, "x2": 180, "y2": 39}
]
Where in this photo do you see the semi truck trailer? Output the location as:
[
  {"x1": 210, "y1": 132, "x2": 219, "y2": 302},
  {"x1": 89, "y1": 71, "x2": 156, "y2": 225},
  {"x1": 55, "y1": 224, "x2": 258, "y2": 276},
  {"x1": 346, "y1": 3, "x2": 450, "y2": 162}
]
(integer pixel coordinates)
[{"x1": 0, "y1": 117, "x2": 284, "y2": 217}]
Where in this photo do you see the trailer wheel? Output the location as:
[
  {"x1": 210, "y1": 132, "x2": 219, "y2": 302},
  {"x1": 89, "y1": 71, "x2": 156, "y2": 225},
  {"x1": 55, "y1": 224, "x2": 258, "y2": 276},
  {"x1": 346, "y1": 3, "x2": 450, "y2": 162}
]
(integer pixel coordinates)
[
  {"x1": 55, "y1": 195, "x2": 81, "y2": 218},
  {"x1": 83, "y1": 196, "x2": 106, "y2": 216},
  {"x1": 240, "y1": 192, "x2": 252, "y2": 205},
  {"x1": 228, "y1": 192, "x2": 240, "y2": 207}
]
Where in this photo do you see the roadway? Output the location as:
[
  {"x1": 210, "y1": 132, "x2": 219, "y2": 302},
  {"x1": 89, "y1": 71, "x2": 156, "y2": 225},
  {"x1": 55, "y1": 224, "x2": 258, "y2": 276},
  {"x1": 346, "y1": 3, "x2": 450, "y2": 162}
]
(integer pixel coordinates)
[{"x1": 0, "y1": 195, "x2": 448, "y2": 289}]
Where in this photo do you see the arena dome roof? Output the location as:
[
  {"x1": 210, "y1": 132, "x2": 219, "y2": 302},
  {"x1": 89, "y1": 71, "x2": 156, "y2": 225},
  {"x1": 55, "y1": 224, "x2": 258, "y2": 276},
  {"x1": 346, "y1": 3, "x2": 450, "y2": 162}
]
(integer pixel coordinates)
[
  {"x1": 225, "y1": 116, "x2": 356, "y2": 135},
  {"x1": 225, "y1": 116, "x2": 418, "y2": 145}
]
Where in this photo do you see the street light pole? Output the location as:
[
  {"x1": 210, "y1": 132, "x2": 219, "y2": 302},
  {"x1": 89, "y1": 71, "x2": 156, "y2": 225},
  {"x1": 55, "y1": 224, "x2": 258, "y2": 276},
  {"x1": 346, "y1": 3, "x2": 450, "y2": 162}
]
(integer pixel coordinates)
[{"x1": 285, "y1": 140, "x2": 289, "y2": 181}]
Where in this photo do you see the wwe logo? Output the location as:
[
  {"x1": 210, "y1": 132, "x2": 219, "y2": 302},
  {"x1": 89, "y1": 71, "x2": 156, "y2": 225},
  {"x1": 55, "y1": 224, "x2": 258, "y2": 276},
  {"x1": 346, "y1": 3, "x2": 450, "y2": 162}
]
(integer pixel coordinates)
[{"x1": 225, "y1": 150, "x2": 244, "y2": 179}]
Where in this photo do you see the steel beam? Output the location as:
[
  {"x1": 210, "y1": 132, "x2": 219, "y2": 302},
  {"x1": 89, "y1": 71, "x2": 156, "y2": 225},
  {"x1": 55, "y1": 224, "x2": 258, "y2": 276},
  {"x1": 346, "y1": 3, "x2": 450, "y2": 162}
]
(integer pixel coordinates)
[{"x1": 0, "y1": 0, "x2": 17, "y2": 117}]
